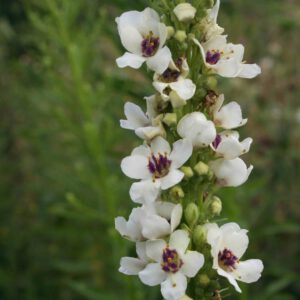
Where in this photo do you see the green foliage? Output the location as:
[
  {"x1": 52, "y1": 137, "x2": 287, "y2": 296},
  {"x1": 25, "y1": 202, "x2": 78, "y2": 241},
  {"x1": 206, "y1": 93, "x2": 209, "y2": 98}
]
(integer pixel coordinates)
[{"x1": 0, "y1": 0, "x2": 299, "y2": 299}]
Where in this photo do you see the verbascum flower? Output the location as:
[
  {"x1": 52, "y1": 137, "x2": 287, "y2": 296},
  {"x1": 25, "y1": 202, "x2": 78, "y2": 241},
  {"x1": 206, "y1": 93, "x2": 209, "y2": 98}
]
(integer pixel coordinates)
[
  {"x1": 209, "y1": 158, "x2": 253, "y2": 187},
  {"x1": 120, "y1": 101, "x2": 165, "y2": 140},
  {"x1": 194, "y1": 35, "x2": 261, "y2": 79},
  {"x1": 121, "y1": 136, "x2": 193, "y2": 203},
  {"x1": 205, "y1": 223, "x2": 264, "y2": 293},
  {"x1": 139, "y1": 230, "x2": 204, "y2": 300},
  {"x1": 211, "y1": 131, "x2": 253, "y2": 160},
  {"x1": 115, "y1": 201, "x2": 183, "y2": 241},
  {"x1": 177, "y1": 112, "x2": 216, "y2": 148},
  {"x1": 116, "y1": 8, "x2": 172, "y2": 73},
  {"x1": 153, "y1": 58, "x2": 196, "y2": 108}
]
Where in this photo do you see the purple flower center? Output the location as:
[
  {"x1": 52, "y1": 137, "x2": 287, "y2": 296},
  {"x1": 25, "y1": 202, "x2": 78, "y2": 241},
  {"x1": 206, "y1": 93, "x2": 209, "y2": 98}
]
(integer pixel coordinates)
[
  {"x1": 141, "y1": 31, "x2": 160, "y2": 57},
  {"x1": 206, "y1": 50, "x2": 221, "y2": 65},
  {"x1": 160, "y1": 68, "x2": 181, "y2": 83},
  {"x1": 161, "y1": 247, "x2": 183, "y2": 273},
  {"x1": 212, "y1": 134, "x2": 222, "y2": 149},
  {"x1": 218, "y1": 248, "x2": 238, "y2": 271},
  {"x1": 148, "y1": 153, "x2": 172, "y2": 178}
]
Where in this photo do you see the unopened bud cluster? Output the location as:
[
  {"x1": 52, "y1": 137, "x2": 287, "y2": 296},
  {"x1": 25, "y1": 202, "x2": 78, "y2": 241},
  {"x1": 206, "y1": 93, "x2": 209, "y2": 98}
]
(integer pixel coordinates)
[{"x1": 115, "y1": 1, "x2": 263, "y2": 299}]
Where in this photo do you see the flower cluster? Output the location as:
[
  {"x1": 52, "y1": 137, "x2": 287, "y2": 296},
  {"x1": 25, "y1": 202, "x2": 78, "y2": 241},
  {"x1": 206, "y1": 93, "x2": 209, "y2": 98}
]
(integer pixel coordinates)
[{"x1": 115, "y1": 1, "x2": 263, "y2": 299}]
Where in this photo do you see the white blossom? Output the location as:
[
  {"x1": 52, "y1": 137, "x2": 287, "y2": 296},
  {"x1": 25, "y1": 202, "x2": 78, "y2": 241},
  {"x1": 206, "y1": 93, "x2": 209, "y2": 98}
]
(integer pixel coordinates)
[
  {"x1": 194, "y1": 35, "x2": 261, "y2": 79},
  {"x1": 120, "y1": 99, "x2": 164, "y2": 140},
  {"x1": 177, "y1": 112, "x2": 216, "y2": 148},
  {"x1": 153, "y1": 58, "x2": 196, "y2": 108},
  {"x1": 173, "y1": 3, "x2": 197, "y2": 22},
  {"x1": 115, "y1": 201, "x2": 183, "y2": 241},
  {"x1": 121, "y1": 136, "x2": 193, "y2": 204},
  {"x1": 209, "y1": 158, "x2": 253, "y2": 187},
  {"x1": 205, "y1": 223, "x2": 264, "y2": 293},
  {"x1": 211, "y1": 131, "x2": 253, "y2": 160},
  {"x1": 119, "y1": 242, "x2": 149, "y2": 275},
  {"x1": 204, "y1": 0, "x2": 224, "y2": 41},
  {"x1": 212, "y1": 94, "x2": 248, "y2": 129},
  {"x1": 116, "y1": 8, "x2": 172, "y2": 73},
  {"x1": 139, "y1": 230, "x2": 204, "y2": 300}
]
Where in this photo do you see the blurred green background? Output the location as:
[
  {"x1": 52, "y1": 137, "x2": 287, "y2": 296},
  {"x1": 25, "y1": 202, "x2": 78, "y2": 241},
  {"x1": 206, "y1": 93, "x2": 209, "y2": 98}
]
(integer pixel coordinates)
[{"x1": 0, "y1": 0, "x2": 299, "y2": 299}]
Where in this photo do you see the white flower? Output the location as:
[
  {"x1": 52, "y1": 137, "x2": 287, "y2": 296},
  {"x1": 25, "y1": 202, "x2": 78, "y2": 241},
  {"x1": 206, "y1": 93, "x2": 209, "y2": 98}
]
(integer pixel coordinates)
[
  {"x1": 119, "y1": 242, "x2": 149, "y2": 275},
  {"x1": 209, "y1": 158, "x2": 253, "y2": 187},
  {"x1": 212, "y1": 94, "x2": 248, "y2": 129},
  {"x1": 120, "y1": 100, "x2": 164, "y2": 140},
  {"x1": 177, "y1": 112, "x2": 216, "y2": 148},
  {"x1": 139, "y1": 230, "x2": 204, "y2": 300},
  {"x1": 204, "y1": 0, "x2": 224, "y2": 41},
  {"x1": 121, "y1": 136, "x2": 193, "y2": 204},
  {"x1": 173, "y1": 3, "x2": 197, "y2": 22},
  {"x1": 211, "y1": 131, "x2": 253, "y2": 160},
  {"x1": 194, "y1": 35, "x2": 261, "y2": 79},
  {"x1": 205, "y1": 223, "x2": 264, "y2": 293},
  {"x1": 153, "y1": 58, "x2": 196, "y2": 108},
  {"x1": 115, "y1": 201, "x2": 183, "y2": 241},
  {"x1": 116, "y1": 8, "x2": 172, "y2": 73}
]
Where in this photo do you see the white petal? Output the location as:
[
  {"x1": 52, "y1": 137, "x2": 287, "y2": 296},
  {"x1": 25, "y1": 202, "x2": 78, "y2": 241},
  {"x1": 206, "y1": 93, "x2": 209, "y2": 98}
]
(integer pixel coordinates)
[
  {"x1": 146, "y1": 239, "x2": 167, "y2": 262},
  {"x1": 181, "y1": 251, "x2": 205, "y2": 277},
  {"x1": 147, "y1": 46, "x2": 172, "y2": 74},
  {"x1": 119, "y1": 257, "x2": 146, "y2": 275},
  {"x1": 116, "y1": 52, "x2": 146, "y2": 69},
  {"x1": 160, "y1": 169, "x2": 184, "y2": 190},
  {"x1": 209, "y1": 0, "x2": 220, "y2": 22},
  {"x1": 169, "y1": 230, "x2": 190, "y2": 253},
  {"x1": 153, "y1": 81, "x2": 169, "y2": 96},
  {"x1": 170, "y1": 79, "x2": 196, "y2": 101},
  {"x1": 142, "y1": 215, "x2": 171, "y2": 239},
  {"x1": 131, "y1": 144, "x2": 151, "y2": 157},
  {"x1": 213, "y1": 58, "x2": 241, "y2": 78},
  {"x1": 135, "y1": 126, "x2": 163, "y2": 140},
  {"x1": 234, "y1": 259, "x2": 264, "y2": 283},
  {"x1": 210, "y1": 158, "x2": 253, "y2": 187},
  {"x1": 121, "y1": 155, "x2": 150, "y2": 180},
  {"x1": 121, "y1": 102, "x2": 149, "y2": 130},
  {"x1": 146, "y1": 240, "x2": 167, "y2": 263},
  {"x1": 155, "y1": 201, "x2": 176, "y2": 219},
  {"x1": 115, "y1": 217, "x2": 128, "y2": 237},
  {"x1": 136, "y1": 241, "x2": 148, "y2": 261},
  {"x1": 151, "y1": 136, "x2": 171, "y2": 155},
  {"x1": 217, "y1": 267, "x2": 241, "y2": 293},
  {"x1": 139, "y1": 263, "x2": 167, "y2": 286},
  {"x1": 161, "y1": 273, "x2": 187, "y2": 300},
  {"x1": 193, "y1": 120, "x2": 216, "y2": 147},
  {"x1": 118, "y1": 26, "x2": 143, "y2": 54},
  {"x1": 170, "y1": 204, "x2": 183, "y2": 232},
  {"x1": 129, "y1": 180, "x2": 160, "y2": 204},
  {"x1": 169, "y1": 139, "x2": 193, "y2": 169},
  {"x1": 237, "y1": 63, "x2": 261, "y2": 79}
]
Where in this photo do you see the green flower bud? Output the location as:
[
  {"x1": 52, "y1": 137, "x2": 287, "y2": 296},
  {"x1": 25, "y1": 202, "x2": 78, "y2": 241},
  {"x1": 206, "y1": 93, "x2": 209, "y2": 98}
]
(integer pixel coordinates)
[
  {"x1": 185, "y1": 203, "x2": 199, "y2": 227},
  {"x1": 210, "y1": 196, "x2": 222, "y2": 216},
  {"x1": 167, "y1": 26, "x2": 175, "y2": 39},
  {"x1": 174, "y1": 30, "x2": 187, "y2": 43},
  {"x1": 198, "y1": 274, "x2": 210, "y2": 287},
  {"x1": 180, "y1": 295, "x2": 193, "y2": 300},
  {"x1": 170, "y1": 186, "x2": 185, "y2": 199},
  {"x1": 194, "y1": 161, "x2": 209, "y2": 176},
  {"x1": 180, "y1": 166, "x2": 194, "y2": 179},
  {"x1": 193, "y1": 225, "x2": 207, "y2": 246},
  {"x1": 170, "y1": 91, "x2": 187, "y2": 108},
  {"x1": 163, "y1": 113, "x2": 177, "y2": 127},
  {"x1": 205, "y1": 76, "x2": 218, "y2": 89}
]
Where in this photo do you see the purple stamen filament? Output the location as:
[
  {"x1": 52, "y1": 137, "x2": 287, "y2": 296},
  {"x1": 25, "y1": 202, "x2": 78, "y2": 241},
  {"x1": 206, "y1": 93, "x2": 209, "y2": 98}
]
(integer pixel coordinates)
[
  {"x1": 206, "y1": 50, "x2": 221, "y2": 65},
  {"x1": 212, "y1": 134, "x2": 222, "y2": 149},
  {"x1": 161, "y1": 247, "x2": 183, "y2": 273},
  {"x1": 218, "y1": 248, "x2": 238, "y2": 271},
  {"x1": 141, "y1": 31, "x2": 160, "y2": 57},
  {"x1": 148, "y1": 153, "x2": 171, "y2": 179}
]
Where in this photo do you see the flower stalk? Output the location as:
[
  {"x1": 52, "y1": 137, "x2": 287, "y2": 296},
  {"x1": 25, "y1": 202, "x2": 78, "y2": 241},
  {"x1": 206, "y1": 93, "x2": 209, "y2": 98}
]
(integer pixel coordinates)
[{"x1": 115, "y1": 1, "x2": 263, "y2": 299}]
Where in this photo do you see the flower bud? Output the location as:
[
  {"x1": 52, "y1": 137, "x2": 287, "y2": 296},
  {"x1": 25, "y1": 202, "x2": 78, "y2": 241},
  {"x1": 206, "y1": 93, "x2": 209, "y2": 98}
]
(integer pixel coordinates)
[
  {"x1": 198, "y1": 274, "x2": 210, "y2": 287},
  {"x1": 163, "y1": 113, "x2": 177, "y2": 127},
  {"x1": 194, "y1": 161, "x2": 209, "y2": 176},
  {"x1": 170, "y1": 186, "x2": 185, "y2": 199},
  {"x1": 210, "y1": 196, "x2": 222, "y2": 216},
  {"x1": 167, "y1": 26, "x2": 175, "y2": 39},
  {"x1": 170, "y1": 91, "x2": 187, "y2": 108},
  {"x1": 184, "y1": 203, "x2": 199, "y2": 227},
  {"x1": 180, "y1": 166, "x2": 194, "y2": 179},
  {"x1": 193, "y1": 225, "x2": 207, "y2": 246},
  {"x1": 180, "y1": 295, "x2": 193, "y2": 300},
  {"x1": 174, "y1": 30, "x2": 187, "y2": 43},
  {"x1": 173, "y1": 3, "x2": 197, "y2": 22}
]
